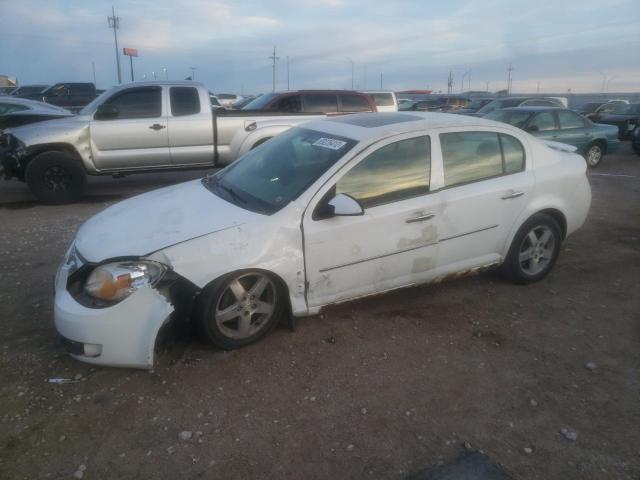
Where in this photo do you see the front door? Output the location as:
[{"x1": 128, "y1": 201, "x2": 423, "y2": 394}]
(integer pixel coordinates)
[
  {"x1": 435, "y1": 130, "x2": 534, "y2": 271},
  {"x1": 90, "y1": 86, "x2": 170, "y2": 170},
  {"x1": 303, "y1": 134, "x2": 442, "y2": 308}
]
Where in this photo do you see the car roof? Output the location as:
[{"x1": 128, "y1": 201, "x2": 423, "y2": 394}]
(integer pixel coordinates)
[
  {"x1": 302, "y1": 112, "x2": 523, "y2": 142},
  {"x1": 273, "y1": 90, "x2": 369, "y2": 95}
]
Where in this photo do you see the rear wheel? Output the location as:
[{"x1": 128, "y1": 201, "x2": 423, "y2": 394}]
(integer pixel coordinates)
[
  {"x1": 25, "y1": 151, "x2": 87, "y2": 204},
  {"x1": 584, "y1": 141, "x2": 604, "y2": 168},
  {"x1": 195, "y1": 271, "x2": 283, "y2": 349},
  {"x1": 502, "y1": 213, "x2": 562, "y2": 284}
]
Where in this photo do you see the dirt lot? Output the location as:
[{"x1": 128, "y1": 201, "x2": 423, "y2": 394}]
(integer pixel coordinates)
[{"x1": 1, "y1": 145, "x2": 638, "y2": 480}]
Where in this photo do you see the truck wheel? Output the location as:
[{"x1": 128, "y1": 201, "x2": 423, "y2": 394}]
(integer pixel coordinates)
[{"x1": 25, "y1": 151, "x2": 87, "y2": 204}]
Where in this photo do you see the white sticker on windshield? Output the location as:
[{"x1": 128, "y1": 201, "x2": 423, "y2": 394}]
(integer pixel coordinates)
[{"x1": 312, "y1": 137, "x2": 347, "y2": 150}]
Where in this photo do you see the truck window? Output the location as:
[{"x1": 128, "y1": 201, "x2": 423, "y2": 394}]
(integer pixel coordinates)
[
  {"x1": 340, "y1": 94, "x2": 371, "y2": 112},
  {"x1": 303, "y1": 94, "x2": 338, "y2": 113},
  {"x1": 70, "y1": 84, "x2": 94, "y2": 95},
  {"x1": 272, "y1": 95, "x2": 301, "y2": 113},
  {"x1": 170, "y1": 87, "x2": 201, "y2": 116},
  {"x1": 102, "y1": 87, "x2": 162, "y2": 119}
]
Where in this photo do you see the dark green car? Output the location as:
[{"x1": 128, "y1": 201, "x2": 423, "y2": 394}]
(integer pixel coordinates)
[{"x1": 485, "y1": 107, "x2": 620, "y2": 167}]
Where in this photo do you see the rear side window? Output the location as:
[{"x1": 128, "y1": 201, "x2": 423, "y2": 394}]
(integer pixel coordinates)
[
  {"x1": 170, "y1": 87, "x2": 201, "y2": 116},
  {"x1": 273, "y1": 95, "x2": 301, "y2": 113},
  {"x1": 440, "y1": 131, "x2": 525, "y2": 187},
  {"x1": 557, "y1": 110, "x2": 585, "y2": 129},
  {"x1": 529, "y1": 112, "x2": 556, "y2": 131},
  {"x1": 102, "y1": 87, "x2": 162, "y2": 119},
  {"x1": 336, "y1": 136, "x2": 430, "y2": 208},
  {"x1": 304, "y1": 94, "x2": 338, "y2": 113},
  {"x1": 340, "y1": 94, "x2": 371, "y2": 112}
]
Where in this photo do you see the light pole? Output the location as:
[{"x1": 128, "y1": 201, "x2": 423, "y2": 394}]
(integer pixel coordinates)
[
  {"x1": 268, "y1": 46, "x2": 280, "y2": 92},
  {"x1": 606, "y1": 76, "x2": 617, "y2": 92},
  {"x1": 152, "y1": 71, "x2": 156, "y2": 80},
  {"x1": 286, "y1": 56, "x2": 290, "y2": 90},
  {"x1": 107, "y1": 6, "x2": 122, "y2": 84},
  {"x1": 91, "y1": 61, "x2": 96, "y2": 86},
  {"x1": 348, "y1": 58, "x2": 355, "y2": 89},
  {"x1": 461, "y1": 69, "x2": 471, "y2": 93},
  {"x1": 189, "y1": 67, "x2": 196, "y2": 80},
  {"x1": 507, "y1": 63, "x2": 514, "y2": 94},
  {"x1": 598, "y1": 71, "x2": 607, "y2": 93},
  {"x1": 162, "y1": 68, "x2": 168, "y2": 80}
]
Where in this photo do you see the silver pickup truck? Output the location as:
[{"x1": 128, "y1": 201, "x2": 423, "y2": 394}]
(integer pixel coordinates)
[{"x1": 0, "y1": 81, "x2": 326, "y2": 203}]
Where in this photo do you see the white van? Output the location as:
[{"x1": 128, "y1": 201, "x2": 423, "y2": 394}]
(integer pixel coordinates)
[{"x1": 361, "y1": 90, "x2": 398, "y2": 112}]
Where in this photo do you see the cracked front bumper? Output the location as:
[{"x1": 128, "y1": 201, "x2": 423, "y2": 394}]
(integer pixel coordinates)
[{"x1": 53, "y1": 262, "x2": 174, "y2": 369}]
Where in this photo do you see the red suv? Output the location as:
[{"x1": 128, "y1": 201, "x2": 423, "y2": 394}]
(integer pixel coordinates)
[{"x1": 241, "y1": 90, "x2": 377, "y2": 114}]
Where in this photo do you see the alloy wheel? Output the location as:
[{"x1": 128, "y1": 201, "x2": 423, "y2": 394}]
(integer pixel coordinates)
[
  {"x1": 43, "y1": 165, "x2": 72, "y2": 192},
  {"x1": 214, "y1": 273, "x2": 277, "y2": 339},
  {"x1": 587, "y1": 145, "x2": 602, "y2": 167},
  {"x1": 518, "y1": 225, "x2": 556, "y2": 276}
]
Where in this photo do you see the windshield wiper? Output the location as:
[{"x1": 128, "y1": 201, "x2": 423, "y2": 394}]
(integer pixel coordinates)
[{"x1": 217, "y1": 182, "x2": 247, "y2": 204}]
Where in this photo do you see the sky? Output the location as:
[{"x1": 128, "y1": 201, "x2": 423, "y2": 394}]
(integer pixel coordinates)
[{"x1": 1, "y1": 0, "x2": 639, "y2": 94}]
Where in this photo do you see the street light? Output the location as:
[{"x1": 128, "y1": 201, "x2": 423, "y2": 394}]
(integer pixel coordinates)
[
  {"x1": 162, "y1": 68, "x2": 168, "y2": 80},
  {"x1": 347, "y1": 58, "x2": 355, "y2": 89}
]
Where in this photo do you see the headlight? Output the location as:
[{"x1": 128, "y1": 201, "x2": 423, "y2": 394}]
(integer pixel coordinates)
[{"x1": 83, "y1": 261, "x2": 166, "y2": 302}]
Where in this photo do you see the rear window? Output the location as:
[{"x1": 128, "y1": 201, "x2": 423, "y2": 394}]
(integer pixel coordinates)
[
  {"x1": 304, "y1": 94, "x2": 338, "y2": 113},
  {"x1": 242, "y1": 93, "x2": 278, "y2": 110},
  {"x1": 369, "y1": 93, "x2": 394, "y2": 107},
  {"x1": 170, "y1": 87, "x2": 201, "y2": 116},
  {"x1": 340, "y1": 94, "x2": 371, "y2": 112}
]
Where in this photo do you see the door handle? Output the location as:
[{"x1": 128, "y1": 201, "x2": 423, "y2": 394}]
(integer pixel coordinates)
[
  {"x1": 149, "y1": 123, "x2": 166, "y2": 130},
  {"x1": 406, "y1": 213, "x2": 436, "y2": 223},
  {"x1": 501, "y1": 191, "x2": 525, "y2": 200}
]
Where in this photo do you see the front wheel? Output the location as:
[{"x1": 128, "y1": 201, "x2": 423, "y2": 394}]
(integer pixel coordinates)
[
  {"x1": 584, "y1": 142, "x2": 604, "y2": 168},
  {"x1": 25, "y1": 151, "x2": 87, "y2": 204},
  {"x1": 501, "y1": 213, "x2": 562, "y2": 284},
  {"x1": 194, "y1": 271, "x2": 284, "y2": 349}
]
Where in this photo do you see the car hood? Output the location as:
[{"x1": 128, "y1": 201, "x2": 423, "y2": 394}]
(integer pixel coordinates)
[
  {"x1": 7, "y1": 114, "x2": 89, "y2": 144},
  {"x1": 74, "y1": 179, "x2": 258, "y2": 263}
]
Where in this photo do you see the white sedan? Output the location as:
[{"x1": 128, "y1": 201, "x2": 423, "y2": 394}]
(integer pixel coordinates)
[{"x1": 54, "y1": 112, "x2": 591, "y2": 368}]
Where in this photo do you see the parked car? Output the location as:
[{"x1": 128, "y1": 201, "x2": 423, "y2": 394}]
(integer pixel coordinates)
[
  {"x1": 0, "y1": 97, "x2": 72, "y2": 130},
  {"x1": 10, "y1": 84, "x2": 49, "y2": 97},
  {"x1": 216, "y1": 93, "x2": 243, "y2": 107},
  {"x1": 470, "y1": 97, "x2": 565, "y2": 117},
  {"x1": 575, "y1": 102, "x2": 606, "y2": 116},
  {"x1": 409, "y1": 98, "x2": 448, "y2": 112},
  {"x1": 361, "y1": 90, "x2": 398, "y2": 112},
  {"x1": 397, "y1": 98, "x2": 415, "y2": 110},
  {"x1": 230, "y1": 96, "x2": 258, "y2": 110},
  {"x1": 0, "y1": 86, "x2": 16, "y2": 95},
  {"x1": 586, "y1": 103, "x2": 640, "y2": 139},
  {"x1": 454, "y1": 97, "x2": 494, "y2": 114},
  {"x1": 241, "y1": 90, "x2": 377, "y2": 114},
  {"x1": 485, "y1": 107, "x2": 619, "y2": 167},
  {"x1": 22, "y1": 82, "x2": 98, "y2": 111},
  {"x1": 52, "y1": 112, "x2": 591, "y2": 368},
  {"x1": 632, "y1": 125, "x2": 640, "y2": 155},
  {"x1": 0, "y1": 81, "x2": 332, "y2": 203}
]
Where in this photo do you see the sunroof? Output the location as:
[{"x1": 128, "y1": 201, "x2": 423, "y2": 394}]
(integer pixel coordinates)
[{"x1": 329, "y1": 113, "x2": 421, "y2": 128}]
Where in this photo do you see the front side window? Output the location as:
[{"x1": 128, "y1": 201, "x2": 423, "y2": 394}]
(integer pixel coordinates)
[
  {"x1": 101, "y1": 87, "x2": 162, "y2": 119},
  {"x1": 440, "y1": 132, "x2": 526, "y2": 186},
  {"x1": 557, "y1": 110, "x2": 585, "y2": 129},
  {"x1": 340, "y1": 94, "x2": 371, "y2": 112},
  {"x1": 336, "y1": 136, "x2": 430, "y2": 208},
  {"x1": 205, "y1": 128, "x2": 357, "y2": 214},
  {"x1": 170, "y1": 87, "x2": 200, "y2": 116},
  {"x1": 304, "y1": 94, "x2": 338, "y2": 113},
  {"x1": 529, "y1": 112, "x2": 556, "y2": 131},
  {"x1": 485, "y1": 110, "x2": 532, "y2": 128}
]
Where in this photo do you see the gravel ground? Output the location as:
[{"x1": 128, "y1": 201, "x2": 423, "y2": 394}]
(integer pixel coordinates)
[{"x1": 0, "y1": 145, "x2": 638, "y2": 480}]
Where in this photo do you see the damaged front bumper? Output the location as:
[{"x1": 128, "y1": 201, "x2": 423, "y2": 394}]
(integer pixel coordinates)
[
  {"x1": 0, "y1": 133, "x2": 27, "y2": 180},
  {"x1": 53, "y1": 255, "x2": 175, "y2": 369}
]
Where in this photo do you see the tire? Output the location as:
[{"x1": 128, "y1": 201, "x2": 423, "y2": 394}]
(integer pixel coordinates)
[
  {"x1": 194, "y1": 270, "x2": 284, "y2": 349},
  {"x1": 501, "y1": 213, "x2": 562, "y2": 284},
  {"x1": 25, "y1": 151, "x2": 87, "y2": 204},
  {"x1": 583, "y1": 141, "x2": 605, "y2": 168}
]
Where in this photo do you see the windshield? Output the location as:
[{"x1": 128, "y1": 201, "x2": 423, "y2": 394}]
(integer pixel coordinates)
[
  {"x1": 242, "y1": 93, "x2": 279, "y2": 110},
  {"x1": 203, "y1": 127, "x2": 357, "y2": 214},
  {"x1": 79, "y1": 89, "x2": 112, "y2": 115},
  {"x1": 477, "y1": 98, "x2": 523, "y2": 115},
  {"x1": 485, "y1": 109, "x2": 533, "y2": 127}
]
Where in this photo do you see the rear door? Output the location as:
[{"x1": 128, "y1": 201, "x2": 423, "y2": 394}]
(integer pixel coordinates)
[
  {"x1": 556, "y1": 110, "x2": 592, "y2": 151},
  {"x1": 435, "y1": 130, "x2": 533, "y2": 271},
  {"x1": 527, "y1": 111, "x2": 560, "y2": 141},
  {"x1": 90, "y1": 86, "x2": 170, "y2": 170},
  {"x1": 167, "y1": 86, "x2": 214, "y2": 165}
]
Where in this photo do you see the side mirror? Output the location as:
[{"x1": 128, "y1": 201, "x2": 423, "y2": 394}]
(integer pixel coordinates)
[
  {"x1": 525, "y1": 125, "x2": 539, "y2": 132},
  {"x1": 94, "y1": 104, "x2": 119, "y2": 121},
  {"x1": 328, "y1": 193, "x2": 364, "y2": 216}
]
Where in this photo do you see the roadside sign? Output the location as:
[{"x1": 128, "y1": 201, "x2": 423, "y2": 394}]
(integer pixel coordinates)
[{"x1": 123, "y1": 48, "x2": 138, "y2": 57}]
